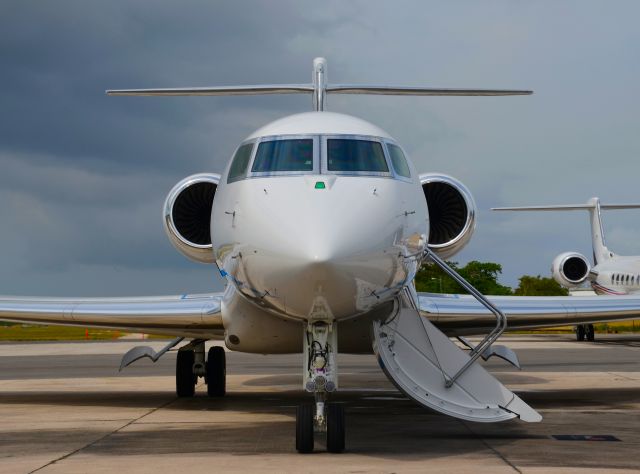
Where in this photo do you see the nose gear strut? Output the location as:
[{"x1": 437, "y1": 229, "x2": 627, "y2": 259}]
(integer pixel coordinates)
[{"x1": 296, "y1": 317, "x2": 344, "y2": 453}]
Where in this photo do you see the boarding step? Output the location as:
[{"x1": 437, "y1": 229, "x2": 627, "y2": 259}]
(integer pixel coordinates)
[{"x1": 373, "y1": 306, "x2": 541, "y2": 423}]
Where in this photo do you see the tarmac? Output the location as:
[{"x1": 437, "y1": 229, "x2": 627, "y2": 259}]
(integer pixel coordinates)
[{"x1": 0, "y1": 334, "x2": 639, "y2": 473}]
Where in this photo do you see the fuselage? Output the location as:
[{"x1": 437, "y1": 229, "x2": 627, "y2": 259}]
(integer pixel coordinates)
[
  {"x1": 211, "y1": 112, "x2": 428, "y2": 322},
  {"x1": 591, "y1": 256, "x2": 640, "y2": 295}
]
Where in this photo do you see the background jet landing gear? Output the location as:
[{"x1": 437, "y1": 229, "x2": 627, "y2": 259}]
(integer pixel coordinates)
[
  {"x1": 296, "y1": 321, "x2": 345, "y2": 453},
  {"x1": 575, "y1": 324, "x2": 595, "y2": 342},
  {"x1": 175, "y1": 341, "x2": 226, "y2": 397}
]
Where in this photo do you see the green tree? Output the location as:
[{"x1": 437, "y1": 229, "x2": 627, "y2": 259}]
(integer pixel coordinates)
[
  {"x1": 414, "y1": 260, "x2": 513, "y2": 295},
  {"x1": 514, "y1": 275, "x2": 568, "y2": 296}
]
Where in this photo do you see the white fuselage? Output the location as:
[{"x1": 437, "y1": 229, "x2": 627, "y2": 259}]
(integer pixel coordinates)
[
  {"x1": 591, "y1": 256, "x2": 640, "y2": 295},
  {"x1": 211, "y1": 113, "x2": 427, "y2": 327}
]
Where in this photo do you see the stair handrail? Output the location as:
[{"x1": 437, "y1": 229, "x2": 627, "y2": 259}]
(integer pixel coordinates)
[{"x1": 422, "y1": 247, "x2": 508, "y2": 388}]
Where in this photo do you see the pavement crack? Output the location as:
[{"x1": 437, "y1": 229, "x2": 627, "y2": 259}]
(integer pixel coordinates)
[
  {"x1": 28, "y1": 396, "x2": 177, "y2": 474},
  {"x1": 460, "y1": 421, "x2": 522, "y2": 474},
  {"x1": 607, "y1": 371, "x2": 639, "y2": 381}
]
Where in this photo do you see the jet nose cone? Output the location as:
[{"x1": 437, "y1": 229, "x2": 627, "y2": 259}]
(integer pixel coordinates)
[
  {"x1": 297, "y1": 231, "x2": 343, "y2": 265},
  {"x1": 226, "y1": 176, "x2": 426, "y2": 320}
]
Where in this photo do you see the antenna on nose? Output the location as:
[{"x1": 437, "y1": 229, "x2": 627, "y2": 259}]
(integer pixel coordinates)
[{"x1": 106, "y1": 57, "x2": 532, "y2": 110}]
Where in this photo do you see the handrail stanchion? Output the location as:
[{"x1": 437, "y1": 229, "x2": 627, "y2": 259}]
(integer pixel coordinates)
[{"x1": 422, "y1": 248, "x2": 508, "y2": 388}]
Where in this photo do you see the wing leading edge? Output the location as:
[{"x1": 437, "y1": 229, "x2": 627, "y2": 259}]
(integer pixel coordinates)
[
  {"x1": 418, "y1": 293, "x2": 640, "y2": 336},
  {"x1": 0, "y1": 293, "x2": 224, "y2": 339}
]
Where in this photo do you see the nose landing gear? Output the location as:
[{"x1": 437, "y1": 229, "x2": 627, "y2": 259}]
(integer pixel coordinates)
[{"x1": 296, "y1": 320, "x2": 345, "y2": 453}]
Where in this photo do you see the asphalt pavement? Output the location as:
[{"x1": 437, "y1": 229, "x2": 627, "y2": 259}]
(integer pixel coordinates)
[{"x1": 0, "y1": 334, "x2": 639, "y2": 473}]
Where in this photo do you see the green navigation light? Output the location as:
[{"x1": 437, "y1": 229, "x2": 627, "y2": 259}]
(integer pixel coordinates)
[{"x1": 315, "y1": 181, "x2": 326, "y2": 189}]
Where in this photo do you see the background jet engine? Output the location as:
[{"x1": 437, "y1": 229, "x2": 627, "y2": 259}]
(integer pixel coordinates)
[
  {"x1": 551, "y1": 251, "x2": 591, "y2": 288},
  {"x1": 420, "y1": 173, "x2": 476, "y2": 259},
  {"x1": 163, "y1": 173, "x2": 220, "y2": 264}
]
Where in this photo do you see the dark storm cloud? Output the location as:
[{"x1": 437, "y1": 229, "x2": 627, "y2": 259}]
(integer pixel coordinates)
[
  {"x1": 0, "y1": 1, "x2": 321, "y2": 172},
  {"x1": 1, "y1": 0, "x2": 639, "y2": 296},
  {"x1": 0, "y1": 0, "x2": 331, "y2": 295}
]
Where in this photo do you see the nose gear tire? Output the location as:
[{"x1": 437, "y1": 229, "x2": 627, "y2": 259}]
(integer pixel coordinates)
[
  {"x1": 296, "y1": 404, "x2": 314, "y2": 453},
  {"x1": 326, "y1": 402, "x2": 345, "y2": 453}
]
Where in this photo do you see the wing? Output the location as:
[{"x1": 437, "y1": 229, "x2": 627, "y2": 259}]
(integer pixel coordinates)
[
  {"x1": 0, "y1": 293, "x2": 224, "y2": 339},
  {"x1": 418, "y1": 293, "x2": 640, "y2": 336}
]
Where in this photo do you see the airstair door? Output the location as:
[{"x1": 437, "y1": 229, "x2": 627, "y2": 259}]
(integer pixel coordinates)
[{"x1": 373, "y1": 305, "x2": 541, "y2": 423}]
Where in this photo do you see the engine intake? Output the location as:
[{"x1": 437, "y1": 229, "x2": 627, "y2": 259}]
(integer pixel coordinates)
[
  {"x1": 552, "y1": 252, "x2": 590, "y2": 288},
  {"x1": 163, "y1": 173, "x2": 220, "y2": 264},
  {"x1": 420, "y1": 173, "x2": 476, "y2": 259}
]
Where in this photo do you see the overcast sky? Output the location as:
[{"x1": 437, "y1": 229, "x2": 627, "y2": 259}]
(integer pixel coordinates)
[{"x1": 1, "y1": 1, "x2": 639, "y2": 296}]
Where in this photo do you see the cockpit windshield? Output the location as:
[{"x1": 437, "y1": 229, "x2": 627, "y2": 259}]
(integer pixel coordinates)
[
  {"x1": 251, "y1": 139, "x2": 314, "y2": 172},
  {"x1": 228, "y1": 135, "x2": 412, "y2": 182},
  {"x1": 326, "y1": 139, "x2": 388, "y2": 173},
  {"x1": 227, "y1": 143, "x2": 254, "y2": 183},
  {"x1": 387, "y1": 144, "x2": 411, "y2": 178}
]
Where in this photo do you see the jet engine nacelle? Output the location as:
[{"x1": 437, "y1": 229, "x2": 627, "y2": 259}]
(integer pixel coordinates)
[
  {"x1": 163, "y1": 173, "x2": 220, "y2": 264},
  {"x1": 420, "y1": 173, "x2": 476, "y2": 259},
  {"x1": 551, "y1": 252, "x2": 591, "y2": 288}
]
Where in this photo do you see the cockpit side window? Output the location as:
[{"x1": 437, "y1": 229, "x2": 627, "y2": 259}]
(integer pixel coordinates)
[
  {"x1": 327, "y1": 139, "x2": 388, "y2": 173},
  {"x1": 227, "y1": 143, "x2": 254, "y2": 183},
  {"x1": 252, "y1": 139, "x2": 314, "y2": 172},
  {"x1": 387, "y1": 144, "x2": 411, "y2": 178}
]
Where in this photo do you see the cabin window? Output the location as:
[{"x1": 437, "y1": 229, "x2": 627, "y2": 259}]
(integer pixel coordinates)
[
  {"x1": 252, "y1": 139, "x2": 314, "y2": 172},
  {"x1": 387, "y1": 144, "x2": 411, "y2": 178},
  {"x1": 326, "y1": 139, "x2": 389, "y2": 173},
  {"x1": 611, "y1": 275, "x2": 615, "y2": 284},
  {"x1": 227, "y1": 143, "x2": 254, "y2": 183}
]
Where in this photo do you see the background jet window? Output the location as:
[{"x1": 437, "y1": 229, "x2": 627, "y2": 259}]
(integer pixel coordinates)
[
  {"x1": 227, "y1": 143, "x2": 254, "y2": 183},
  {"x1": 252, "y1": 139, "x2": 314, "y2": 172},
  {"x1": 387, "y1": 144, "x2": 411, "y2": 178},
  {"x1": 327, "y1": 139, "x2": 388, "y2": 172}
]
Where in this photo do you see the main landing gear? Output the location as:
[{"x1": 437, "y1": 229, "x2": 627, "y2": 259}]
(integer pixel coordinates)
[
  {"x1": 176, "y1": 340, "x2": 226, "y2": 397},
  {"x1": 575, "y1": 324, "x2": 595, "y2": 342},
  {"x1": 296, "y1": 319, "x2": 345, "y2": 453}
]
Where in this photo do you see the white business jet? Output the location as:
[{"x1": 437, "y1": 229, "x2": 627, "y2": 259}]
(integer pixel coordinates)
[
  {"x1": 3, "y1": 59, "x2": 640, "y2": 453},
  {"x1": 494, "y1": 198, "x2": 640, "y2": 341}
]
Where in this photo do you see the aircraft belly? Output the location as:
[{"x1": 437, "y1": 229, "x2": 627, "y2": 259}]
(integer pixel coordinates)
[{"x1": 221, "y1": 288, "x2": 302, "y2": 353}]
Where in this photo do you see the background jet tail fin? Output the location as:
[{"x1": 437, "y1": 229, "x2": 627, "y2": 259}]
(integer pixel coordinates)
[
  {"x1": 493, "y1": 197, "x2": 640, "y2": 264},
  {"x1": 493, "y1": 203, "x2": 640, "y2": 211},
  {"x1": 493, "y1": 204, "x2": 598, "y2": 211}
]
